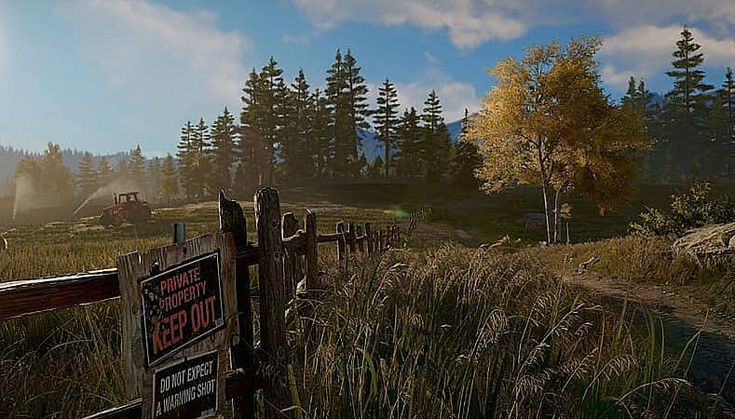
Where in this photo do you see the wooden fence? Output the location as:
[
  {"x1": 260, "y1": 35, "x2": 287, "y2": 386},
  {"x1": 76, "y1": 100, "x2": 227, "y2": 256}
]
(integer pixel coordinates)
[{"x1": 0, "y1": 187, "x2": 407, "y2": 419}]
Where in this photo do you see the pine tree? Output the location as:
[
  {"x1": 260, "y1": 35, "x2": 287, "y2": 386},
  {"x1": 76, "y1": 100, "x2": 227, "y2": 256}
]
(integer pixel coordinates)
[
  {"x1": 308, "y1": 88, "x2": 332, "y2": 177},
  {"x1": 344, "y1": 50, "x2": 371, "y2": 176},
  {"x1": 146, "y1": 157, "x2": 162, "y2": 201},
  {"x1": 325, "y1": 49, "x2": 350, "y2": 176},
  {"x1": 160, "y1": 153, "x2": 178, "y2": 204},
  {"x1": 210, "y1": 107, "x2": 237, "y2": 192},
  {"x1": 420, "y1": 90, "x2": 450, "y2": 182},
  {"x1": 666, "y1": 27, "x2": 714, "y2": 122},
  {"x1": 97, "y1": 156, "x2": 113, "y2": 187},
  {"x1": 396, "y1": 107, "x2": 422, "y2": 177},
  {"x1": 115, "y1": 157, "x2": 130, "y2": 181},
  {"x1": 177, "y1": 121, "x2": 195, "y2": 199},
  {"x1": 259, "y1": 57, "x2": 287, "y2": 184},
  {"x1": 40, "y1": 142, "x2": 74, "y2": 199},
  {"x1": 374, "y1": 79, "x2": 400, "y2": 176},
  {"x1": 129, "y1": 145, "x2": 146, "y2": 188},
  {"x1": 665, "y1": 27, "x2": 715, "y2": 177},
  {"x1": 451, "y1": 109, "x2": 482, "y2": 187},
  {"x1": 239, "y1": 69, "x2": 264, "y2": 192},
  {"x1": 724, "y1": 67, "x2": 734, "y2": 141},
  {"x1": 190, "y1": 118, "x2": 212, "y2": 197},
  {"x1": 368, "y1": 156, "x2": 384, "y2": 178},
  {"x1": 281, "y1": 69, "x2": 313, "y2": 179},
  {"x1": 77, "y1": 151, "x2": 97, "y2": 196}
]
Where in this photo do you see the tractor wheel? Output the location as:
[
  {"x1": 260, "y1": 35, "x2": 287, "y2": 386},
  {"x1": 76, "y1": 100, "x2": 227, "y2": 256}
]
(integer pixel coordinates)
[
  {"x1": 139, "y1": 205, "x2": 152, "y2": 221},
  {"x1": 100, "y1": 213, "x2": 114, "y2": 227},
  {"x1": 111, "y1": 215, "x2": 123, "y2": 227}
]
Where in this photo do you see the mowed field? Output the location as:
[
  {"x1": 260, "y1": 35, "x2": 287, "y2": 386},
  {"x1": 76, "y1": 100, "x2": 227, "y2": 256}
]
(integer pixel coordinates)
[{"x1": 2, "y1": 183, "x2": 735, "y2": 417}]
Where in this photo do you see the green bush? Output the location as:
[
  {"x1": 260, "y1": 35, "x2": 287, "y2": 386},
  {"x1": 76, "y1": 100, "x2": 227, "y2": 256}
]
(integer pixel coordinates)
[{"x1": 630, "y1": 181, "x2": 735, "y2": 236}]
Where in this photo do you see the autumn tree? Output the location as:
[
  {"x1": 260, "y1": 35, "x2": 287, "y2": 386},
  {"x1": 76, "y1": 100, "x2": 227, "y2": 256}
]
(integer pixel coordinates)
[{"x1": 465, "y1": 36, "x2": 650, "y2": 243}]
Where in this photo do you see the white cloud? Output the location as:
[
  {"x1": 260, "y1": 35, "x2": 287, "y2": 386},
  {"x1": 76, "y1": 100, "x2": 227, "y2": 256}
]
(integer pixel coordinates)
[
  {"x1": 60, "y1": 0, "x2": 251, "y2": 112},
  {"x1": 292, "y1": 0, "x2": 735, "y2": 51},
  {"x1": 424, "y1": 51, "x2": 438, "y2": 64},
  {"x1": 292, "y1": 0, "x2": 525, "y2": 49},
  {"x1": 600, "y1": 25, "x2": 735, "y2": 88},
  {"x1": 394, "y1": 70, "x2": 479, "y2": 122}
]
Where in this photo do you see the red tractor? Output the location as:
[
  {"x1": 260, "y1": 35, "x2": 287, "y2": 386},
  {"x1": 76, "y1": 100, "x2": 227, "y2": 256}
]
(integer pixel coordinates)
[{"x1": 100, "y1": 192, "x2": 152, "y2": 227}]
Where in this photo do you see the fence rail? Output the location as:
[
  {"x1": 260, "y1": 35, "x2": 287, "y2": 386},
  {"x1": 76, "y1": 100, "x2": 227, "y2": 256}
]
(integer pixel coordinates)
[{"x1": 0, "y1": 188, "x2": 415, "y2": 419}]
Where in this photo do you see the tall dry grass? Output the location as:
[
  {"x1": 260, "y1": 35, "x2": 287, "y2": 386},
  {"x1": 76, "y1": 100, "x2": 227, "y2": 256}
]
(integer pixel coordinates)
[
  {"x1": 287, "y1": 246, "x2": 728, "y2": 418},
  {"x1": 1, "y1": 239, "x2": 729, "y2": 417}
]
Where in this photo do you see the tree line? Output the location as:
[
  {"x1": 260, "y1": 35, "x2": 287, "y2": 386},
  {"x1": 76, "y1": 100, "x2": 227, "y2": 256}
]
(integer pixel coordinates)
[
  {"x1": 11, "y1": 49, "x2": 482, "y2": 206},
  {"x1": 622, "y1": 26, "x2": 735, "y2": 182},
  {"x1": 173, "y1": 50, "x2": 480, "y2": 200}
]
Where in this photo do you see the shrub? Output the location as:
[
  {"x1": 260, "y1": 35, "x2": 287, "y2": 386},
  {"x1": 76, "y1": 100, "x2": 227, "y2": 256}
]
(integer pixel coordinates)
[{"x1": 630, "y1": 181, "x2": 735, "y2": 236}]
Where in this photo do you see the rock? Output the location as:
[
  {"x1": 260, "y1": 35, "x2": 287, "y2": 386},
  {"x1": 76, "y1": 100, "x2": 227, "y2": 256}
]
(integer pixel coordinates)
[
  {"x1": 672, "y1": 222, "x2": 735, "y2": 258},
  {"x1": 576, "y1": 256, "x2": 599, "y2": 274}
]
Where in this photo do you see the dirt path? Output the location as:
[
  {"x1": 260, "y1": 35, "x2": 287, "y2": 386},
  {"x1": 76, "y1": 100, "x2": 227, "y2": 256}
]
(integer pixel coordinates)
[{"x1": 566, "y1": 273, "x2": 735, "y2": 406}]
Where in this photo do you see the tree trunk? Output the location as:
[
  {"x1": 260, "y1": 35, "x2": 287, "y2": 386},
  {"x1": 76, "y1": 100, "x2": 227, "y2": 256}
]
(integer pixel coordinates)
[
  {"x1": 541, "y1": 182, "x2": 552, "y2": 244},
  {"x1": 553, "y1": 188, "x2": 561, "y2": 244}
]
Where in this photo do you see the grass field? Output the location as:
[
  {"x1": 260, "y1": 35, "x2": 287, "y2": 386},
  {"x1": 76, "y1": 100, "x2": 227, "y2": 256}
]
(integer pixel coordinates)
[{"x1": 1, "y1": 184, "x2": 734, "y2": 417}]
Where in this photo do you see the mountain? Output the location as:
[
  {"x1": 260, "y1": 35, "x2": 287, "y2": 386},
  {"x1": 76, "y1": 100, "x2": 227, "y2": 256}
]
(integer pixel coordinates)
[{"x1": 359, "y1": 118, "x2": 464, "y2": 160}]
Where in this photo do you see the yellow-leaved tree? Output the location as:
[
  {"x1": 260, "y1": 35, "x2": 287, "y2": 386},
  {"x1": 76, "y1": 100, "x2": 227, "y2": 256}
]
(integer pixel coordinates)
[{"x1": 464, "y1": 36, "x2": 650, "y2": 243}]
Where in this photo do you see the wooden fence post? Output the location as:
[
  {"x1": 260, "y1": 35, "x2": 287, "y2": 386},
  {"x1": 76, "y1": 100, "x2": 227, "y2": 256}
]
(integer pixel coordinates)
[
  {"x1": 254, "y1": 187, "x2": 292, "y2": 419},
  {"x1": 347, "y1": 222, "x2": 356, "y2": 253},
  {"x1": 218, "y1": 191, "x2": 255, "y2": 419},
  {"x1": 356, "y1": 224, "x2": 364, "y2": 254},
  {"x1": 304, "y1": 210, "x2": 319, "y2": 292},
  {"x1": 282, "y1": 212, "x2": 299, "y2": 298},
  {"x1": 365, "y1": 222, "x2": 373, "y2": 256},
  {"x1": 336, "y1": 221, "x2": 346, "y2": 263}
]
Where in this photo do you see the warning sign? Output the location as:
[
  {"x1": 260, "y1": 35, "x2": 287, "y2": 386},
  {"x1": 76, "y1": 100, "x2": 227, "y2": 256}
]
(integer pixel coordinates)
[
  {"x1": 140, "y1": 252, "x2": 225, "y2": 366},
  {"x1": 152, "y1": 350, "x2": 219, "y2": 418}
]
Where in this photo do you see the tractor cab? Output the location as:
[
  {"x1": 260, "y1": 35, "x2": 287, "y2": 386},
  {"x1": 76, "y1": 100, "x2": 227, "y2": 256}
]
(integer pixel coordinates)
[{"x1": 115, "y1": 192, "x2": 141, "y2": 205}]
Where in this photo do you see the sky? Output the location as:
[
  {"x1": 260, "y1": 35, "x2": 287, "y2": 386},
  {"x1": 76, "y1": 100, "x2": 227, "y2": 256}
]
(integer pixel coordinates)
[{"x1": 0, "y1": 0, "x2": 734, "y2": 156}]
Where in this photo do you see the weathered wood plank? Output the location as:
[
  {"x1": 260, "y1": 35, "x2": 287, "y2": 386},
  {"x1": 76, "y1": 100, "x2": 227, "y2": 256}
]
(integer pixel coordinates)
[
  {"x1": 0, "y1": 269, "x2": 119, "y2": 320},
  {"x1": 282, "y1": 212, "x2": 300, "y2": 298},
  {"x1": 304, "y1": 210, "x2": 319, "y2": 292},
  {"x1": 219, "y1": 191, "x2": 256, "y2": 419},
  {"x1": 336, "y1": 221, "x2": 346, "y2": 263},
  {"x1": 365, "y1": 222, "x2": 373, "y2": 255},
  {"x1": 254, "y1": 187, "x2": 292, "y2": 419}
]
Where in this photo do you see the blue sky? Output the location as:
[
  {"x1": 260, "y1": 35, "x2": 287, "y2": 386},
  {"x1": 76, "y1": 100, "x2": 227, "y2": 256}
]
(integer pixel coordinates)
[{"x1": 0, "y1": 0, "x2": 734, "y2": 156}]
